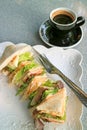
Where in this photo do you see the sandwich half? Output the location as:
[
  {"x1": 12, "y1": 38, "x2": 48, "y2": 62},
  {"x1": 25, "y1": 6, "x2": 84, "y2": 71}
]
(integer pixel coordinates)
[{"x1": 29, "y1": 80, "x2": 67, "y2": 123}]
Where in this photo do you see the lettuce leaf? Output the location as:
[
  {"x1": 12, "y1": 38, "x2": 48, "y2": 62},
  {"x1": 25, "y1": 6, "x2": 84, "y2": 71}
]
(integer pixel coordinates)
[
  {"x1": 4, "y1": 66, "x2": 14, "y2": 72},
  {"x1": 29, "y1": 91, "x2": 37, "y2": 100},
  {"x1": 16, "y1": 83, "x2": 28, "y2": 96},
  {"x1": 18, "y1": 52, "x2": 33, "y2": 63},
  {"x1": 16, "y1": 76, "x2": 34, "y2": 96},
  {"x1": 27, "y1": 91, "x2": 37, "y2": 108},
  {"x1": 13, "y1": 61, "x2": 37, "y2": 84},
  {"x1": 43, "y1": 79, "x2": 54, "y2": 87},
  {"x1": 41, "y1": 88, "x2": 58, "y2": 100},
  {"x1": 37, "y1": 112, "x2": 66, "y2": 121}
]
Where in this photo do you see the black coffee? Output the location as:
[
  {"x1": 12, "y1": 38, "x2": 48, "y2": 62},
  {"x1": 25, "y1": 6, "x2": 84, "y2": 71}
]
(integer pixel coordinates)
[{"x1": 53, "y1": 14, "x2": 73, "y2": 24}]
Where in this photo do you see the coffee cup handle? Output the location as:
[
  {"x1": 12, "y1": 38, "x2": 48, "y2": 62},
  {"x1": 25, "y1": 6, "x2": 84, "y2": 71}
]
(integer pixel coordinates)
[{"x1": 76, "y1": 16, "x2": 85, "y2": 27}]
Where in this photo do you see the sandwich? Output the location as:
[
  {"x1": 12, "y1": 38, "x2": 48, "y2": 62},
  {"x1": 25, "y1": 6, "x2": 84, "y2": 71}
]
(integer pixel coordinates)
[
  {"x1": 0, "y1": 43, "x2": 67, "y2": 130},
  {"x1": 29, "y1": 80, "x2": 66, "y2": 123},
  {"x1": 33, "y1": 87, "x2": 66, "y2": 123},
  {"x1": 0, "y1": 44, "x2": 34, "y2": 76}
]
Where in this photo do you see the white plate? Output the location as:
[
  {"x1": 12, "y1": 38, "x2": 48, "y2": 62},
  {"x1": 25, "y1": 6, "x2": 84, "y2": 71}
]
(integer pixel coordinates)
[{"x1": 0, "y1": 42, "x2": 83, "y2": 130}]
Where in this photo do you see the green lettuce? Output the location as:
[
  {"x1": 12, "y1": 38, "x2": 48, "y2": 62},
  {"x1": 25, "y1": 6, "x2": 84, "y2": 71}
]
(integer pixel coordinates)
[
  {"x1": 28, "y1": 91, "x2": 38, "y2": 108},
  {"x1": 43, "y1": 79, "x2": 54, "y2": 87},
  {"x1": 13, "y1": 61, "x2": 37, "y2": 84},
  {"x1": 4, "y1": 66, "x2": 14, "y2": 72},
  {"x1": 29, "y1": 91, "x2": 37, "y2": 100},
  {"x1": 41, "y1": 88, "x2": 58, "y2": 100},
  {"x1": 16, "y1": 76, "x2": 34, "y2": 96},
  {"x1": 18, "y1": 52, "x2": 33, "y2": 63},
  {"x1": 37, "y1": 112, "x2": 66, "y2": 121},
  {"x1": 16, "y1": 83, "x2": 28, "y2": 96}
]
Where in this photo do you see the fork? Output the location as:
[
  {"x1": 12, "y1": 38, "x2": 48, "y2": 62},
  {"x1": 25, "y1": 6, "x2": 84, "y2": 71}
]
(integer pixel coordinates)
[{"x1": 33, "y1": 47, "x2": 87, "y2": 107}]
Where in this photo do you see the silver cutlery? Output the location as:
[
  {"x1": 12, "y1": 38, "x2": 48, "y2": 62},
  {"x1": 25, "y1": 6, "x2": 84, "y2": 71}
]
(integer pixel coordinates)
[{"x1": 33, "y1": 47, "x2": 87, "y2": 107}]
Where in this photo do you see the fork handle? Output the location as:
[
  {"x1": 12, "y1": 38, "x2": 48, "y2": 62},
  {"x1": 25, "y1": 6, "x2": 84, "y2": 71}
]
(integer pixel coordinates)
[{"x1": 54, "y1": 67, "x2": 87, "y2": 107}]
